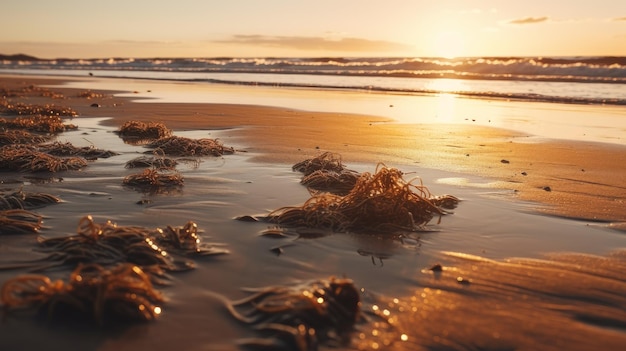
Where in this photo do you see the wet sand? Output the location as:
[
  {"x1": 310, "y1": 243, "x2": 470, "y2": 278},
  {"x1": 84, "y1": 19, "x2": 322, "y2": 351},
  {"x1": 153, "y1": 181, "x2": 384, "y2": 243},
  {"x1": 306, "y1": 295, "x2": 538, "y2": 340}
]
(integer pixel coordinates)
[
  {"x1": 4, "y1": 74, "x2": 626, "y2": 223},
  {"x1": 1, "y1": 74, "x2": 626, "y2": 350}
]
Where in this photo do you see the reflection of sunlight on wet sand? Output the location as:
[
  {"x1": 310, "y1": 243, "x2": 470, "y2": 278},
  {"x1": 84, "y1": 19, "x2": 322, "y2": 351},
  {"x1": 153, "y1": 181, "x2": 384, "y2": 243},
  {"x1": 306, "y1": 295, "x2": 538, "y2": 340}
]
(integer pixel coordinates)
[
  {"x1": 426, "y1": 80, "x2": 469, "y2": 123},
  {"x1": 436, "y1": 177, "x2": 509, "y2": 188},
  {"x1": 425, "y1": 78, "x2": 467, "y2": 93},
  {"x1": 60, "y1": 77, "x2": 626, "y2": 146},
  {"x1": 433, "y1": 93, "x2": 457, "y2": 123}
]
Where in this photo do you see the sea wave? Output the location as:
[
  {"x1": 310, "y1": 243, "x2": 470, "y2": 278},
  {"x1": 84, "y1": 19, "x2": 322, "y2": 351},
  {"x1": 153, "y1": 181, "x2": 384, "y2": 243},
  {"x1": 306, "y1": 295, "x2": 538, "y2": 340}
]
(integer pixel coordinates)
[
  {"x1": 2, "y1": 55, "x2": 626, "y2": 106},
  {"x1": 2, "y1": 56, "x2": 626, "y2": 84}
]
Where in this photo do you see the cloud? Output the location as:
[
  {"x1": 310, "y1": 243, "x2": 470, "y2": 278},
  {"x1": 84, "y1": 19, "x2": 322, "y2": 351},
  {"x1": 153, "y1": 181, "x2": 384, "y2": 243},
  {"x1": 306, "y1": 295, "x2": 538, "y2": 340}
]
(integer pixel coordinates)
[
  {"x1": 613, "y1": 16, "x2": 626, "y2": 21},
  {"x1": 214, "y1": 35, "x2": 412, "y2": 53},
  {"x1": 508, "y1": 16, "x2": 549, "y2": 25}
]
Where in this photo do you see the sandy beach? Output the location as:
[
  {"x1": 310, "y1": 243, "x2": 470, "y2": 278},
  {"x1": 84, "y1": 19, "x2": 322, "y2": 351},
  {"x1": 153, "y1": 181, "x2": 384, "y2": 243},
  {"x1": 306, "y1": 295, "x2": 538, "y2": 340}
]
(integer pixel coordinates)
[
  {"x1": 9, "y1": 74, "x2": 625, "y2": 224},
  {"x1": 1, "y1": 74, "x2": 626, "y2": 350}
]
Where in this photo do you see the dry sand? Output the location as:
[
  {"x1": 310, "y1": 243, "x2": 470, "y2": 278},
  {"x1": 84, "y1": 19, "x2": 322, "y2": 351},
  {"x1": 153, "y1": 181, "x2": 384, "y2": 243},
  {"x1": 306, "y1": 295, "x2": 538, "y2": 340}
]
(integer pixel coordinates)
[{"x1": 3, "y1": 74, "x2": 625, "y2": 224}]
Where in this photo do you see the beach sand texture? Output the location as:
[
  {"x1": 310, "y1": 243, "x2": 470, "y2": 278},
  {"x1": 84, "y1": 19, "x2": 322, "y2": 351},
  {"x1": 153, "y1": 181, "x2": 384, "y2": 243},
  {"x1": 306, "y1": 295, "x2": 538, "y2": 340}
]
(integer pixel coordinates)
[{"x1": 1, "y1": 75, "x2": 625, "y2": 350}]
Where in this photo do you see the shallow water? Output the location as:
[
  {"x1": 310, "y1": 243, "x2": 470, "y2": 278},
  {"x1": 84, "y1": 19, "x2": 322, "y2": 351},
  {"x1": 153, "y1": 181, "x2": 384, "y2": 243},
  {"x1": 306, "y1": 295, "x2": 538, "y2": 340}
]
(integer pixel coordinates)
[
  {"x1": 31, "y1": 75, "x2": 626, "y2": 147},
  {"x1": 1, "y1": 117, "x2": 625, "y2": 350}
]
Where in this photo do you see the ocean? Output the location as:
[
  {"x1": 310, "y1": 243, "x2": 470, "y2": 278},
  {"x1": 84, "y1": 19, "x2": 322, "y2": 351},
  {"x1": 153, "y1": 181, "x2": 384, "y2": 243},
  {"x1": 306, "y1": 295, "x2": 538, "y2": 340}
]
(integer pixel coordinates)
[{"x1": 2, "y1": 56, "x2": 625, "y2": 106}]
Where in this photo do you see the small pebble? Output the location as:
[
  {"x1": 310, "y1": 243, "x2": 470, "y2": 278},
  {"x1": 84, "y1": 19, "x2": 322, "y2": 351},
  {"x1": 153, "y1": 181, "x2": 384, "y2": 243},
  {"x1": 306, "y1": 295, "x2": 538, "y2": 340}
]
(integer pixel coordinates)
[
  {"x1": 234, "y1": 215, "x2": 258, "y2": 222},
  {"x1": 543, "y1": 186, "x2": 552, "y2": 192},
  {"x1": 429, "y1": 263, "x2": 443, "y2": 272},
  {"x1": 270, "y1": 247, "x2": 284, "y2": 256},
  {"x1": 90, "y1": 103, "x2": 100, "y2": 108},
  {"x1": 501, "y1": 159, "x2": 510, "y2": 164},
  {"x1": 457, "y1": 277, "x2": 471, "y2": 285}
]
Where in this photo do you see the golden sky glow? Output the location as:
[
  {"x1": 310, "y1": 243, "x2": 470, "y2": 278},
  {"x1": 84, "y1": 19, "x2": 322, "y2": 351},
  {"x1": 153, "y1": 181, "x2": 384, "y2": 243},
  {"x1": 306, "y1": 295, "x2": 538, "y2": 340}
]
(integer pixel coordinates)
[{"x1": 1, "y1": 0, "x2": 625, "y2": 58}]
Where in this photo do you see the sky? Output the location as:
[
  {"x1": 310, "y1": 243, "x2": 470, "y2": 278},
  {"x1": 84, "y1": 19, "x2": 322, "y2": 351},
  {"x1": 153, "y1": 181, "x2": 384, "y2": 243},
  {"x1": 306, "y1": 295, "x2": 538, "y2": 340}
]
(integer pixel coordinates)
[{"x1": 1, "y1": 0, "x2": 625, "y2": 58}]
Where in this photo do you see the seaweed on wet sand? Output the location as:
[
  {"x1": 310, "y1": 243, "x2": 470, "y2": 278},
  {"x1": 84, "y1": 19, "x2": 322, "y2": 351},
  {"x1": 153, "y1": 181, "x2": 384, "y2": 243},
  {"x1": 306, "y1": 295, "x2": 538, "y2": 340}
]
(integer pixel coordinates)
[
  {"x1": 267, "y1": 164, "x2": 459, "y2": 233},
  {"x1": 292, "y1": 152, "x2": 347, "y2": 176},
  {"x1": 293, "y1": 152, "x2": 361, "y2": 195},
  {"x1": 0, "y1": 115, "x2": 77, "y2": 133},
  {"x1": 0, "y1": 85, "x2": 65, "y2": 99},
  {"x1": 38, "y1": 141, "x2": 119, "y2": 159},
  {"x1": 125, "y1": 155, "x2": 178, "y2": 169},
  {"x1": 34, "y1": 215, "x2": 196, "y2": 273},
  {"x1": 152, "y1": 221, "x2": 229, "y2": 256},
  {"x1": 226, "y1": 277, "x2": 361, "y2": 350},
  {"x1": 0, "y1": 209, "x2": 43, "y2": 234},
  {"x1": 123, "y1": 168, "x2": 184, "y2": 190},
  {"x1": 0, "y1": 263, "x2": 165, "y2": 324},
  {"x1": 116, "y1": 120, "x2": 172, "y2": 142},
  {"x1": 76, "y1": 90, "x2": 107, "y2": 99},
  {"x1": 0, "y1": 188, "x2": 61, "y2": 210},
  {"x1": 300, "y1": 169, "x2": 360, "y2": 195},
  {"x1": 0, "y1": 100, "x2": 77, "y2": 117},
  {"x1": 0, "y1": 129, "x2": 49, "y2": 146},
  {"x1": 145, "y1": 135, "x2": 235, "y2": 157},
  {"x1": 29, "y1": 215, "x2": 227, "y2": 274},
  {"x1": 0, "y1": 145, "x2": 88, "y2": 172}
]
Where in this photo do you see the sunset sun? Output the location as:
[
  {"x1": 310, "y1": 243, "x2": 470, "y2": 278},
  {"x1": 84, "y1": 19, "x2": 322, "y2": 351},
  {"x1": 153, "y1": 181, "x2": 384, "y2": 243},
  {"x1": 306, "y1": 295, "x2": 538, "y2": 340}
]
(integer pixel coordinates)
[{"x1": 432, "y1": 31, "x2": 466, "y2": 58}]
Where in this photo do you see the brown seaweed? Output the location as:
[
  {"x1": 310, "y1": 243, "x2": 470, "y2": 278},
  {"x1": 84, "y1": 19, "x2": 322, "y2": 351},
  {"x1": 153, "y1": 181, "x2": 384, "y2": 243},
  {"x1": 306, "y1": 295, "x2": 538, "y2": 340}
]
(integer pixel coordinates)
[
  {"x1": 0, "y1": 145, "x2": 88, "y2": 172},
  {"x1": 34, "y1": 216, "x2": 196, "y2": 273},
  {"x1": 0, "y1": 85, "x2": 65, "y2": 99},
  {"x1": 125, "y1": 155, "x2": 178, "y2": 169},
  {"x1": 0, "y1": 130, "x2": 49, "y2": 146},
  {"x1": 123, "y1": 168, "x2": 184, "y2": 191},
  {"x1": 0, "y1": 100, "x2": 77, "y2": 117},
  {"x1": 0, "y1": 115, "x2": 77, "y2": 134},
  {"x1": 152, "y1": 221, "x2": 230, "y2": 256},
  {"x1": 116, "y1": 120, "x2": 172, "y2": 143},
  {"x1": 0, "y1": 263, "x2": 165, "y2": 324},
  {"x1": 266, "y1": 164, "x2": 459, "y2": 233},
  {"x1": 0, "y1": 209, "x2": 43, "y2": 234},
  {"x1": 0, "y1": 188, "x2": 61, "y2": 210},
  {"x1": 300, "y1": 169, "x2": 361, "y2": 195},
  {"x1": 38, "y1": 141, "x2": 119, "y2": 159},
  {"x1": 145, "y1": 135, "x2": 235, "y2": 157},
  {"x1": 292, "y1": 152, "x2": 347, "y2": 176},
  {"x1": 225, "y1": 277, "x2": 361, "y2": 351},
  {"x1": 76, "y1": 90, "x2": 106, "y2": 99}
]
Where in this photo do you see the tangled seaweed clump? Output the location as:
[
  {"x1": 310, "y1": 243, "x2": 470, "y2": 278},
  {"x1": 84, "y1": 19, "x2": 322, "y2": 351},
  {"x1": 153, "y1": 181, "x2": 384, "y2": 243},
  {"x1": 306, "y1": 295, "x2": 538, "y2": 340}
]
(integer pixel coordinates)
[
  {"x1": 0, "y1": 209, "x2": 43, "y2": 234},
  {"x1": 76, "y1": 90, "x2": 106, "y2": 99},
  {"x1": 38, "y1": 141, "x2": 119, "y2": 159},
  {"x1": 32, "y1": 215, "x2": 228, "y2": 274},
  {"x1": 226, "y1": 277, "x2": 361, "y2": 350},
  {"x1": 301, "y1": 169, "x2": 361, "y2": 195},
  {"x1": 267, "y1": 164, "x2": 459, "y2": 233},
  {"x1": 293, "y1": 152, "x2": 360, "y2": 195},
  {"x1": 145, "y1": 135, "x2": 235, "y2": 157},
  {"x1": 0, "y1": 85, "x2": 65, "y2": 99},
  {"x1": 116, "y1": 120, "x2": 172, "y2": 142},
  {"x1": 0, "y1": 189, "x2": 61, "y2": 210},
  {"x1": 125, "y1": 155, "x2": 178, "y2": 169},
  {"x1": 0, "y1": 263, "x2": 165, "y2": 324},
  {"x1": 123, "y1": 168, "x2": 184, "y2": 191},
  {"x1": 152, "y1": 221, "x2": 226, "y2": 256},
  {"x1": 0, "y1": 145, "x2": 88, "y2": 172},
  {"x1": 0, "y1": 101, "x2": 77, "y2": 117},
  {"x1": 0, "y1": 115, "x2": 77, "y2": 134},
  {"x1": 0, "y1": 129, "x2": 49, "y2": 146},
  {"x1": 293, "y1": 152, "x2": 347, "y2": 176}
]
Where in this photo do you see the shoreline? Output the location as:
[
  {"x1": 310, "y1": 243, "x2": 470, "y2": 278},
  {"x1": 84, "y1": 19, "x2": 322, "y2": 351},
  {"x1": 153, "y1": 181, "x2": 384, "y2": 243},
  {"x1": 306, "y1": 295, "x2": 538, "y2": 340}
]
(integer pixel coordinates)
[
  {"x1": 2, "y1": 74, "x2": 626, "y2": 224},
  {"x1": 2, "y1": 73, "x2": 626, "y2": 350}
]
